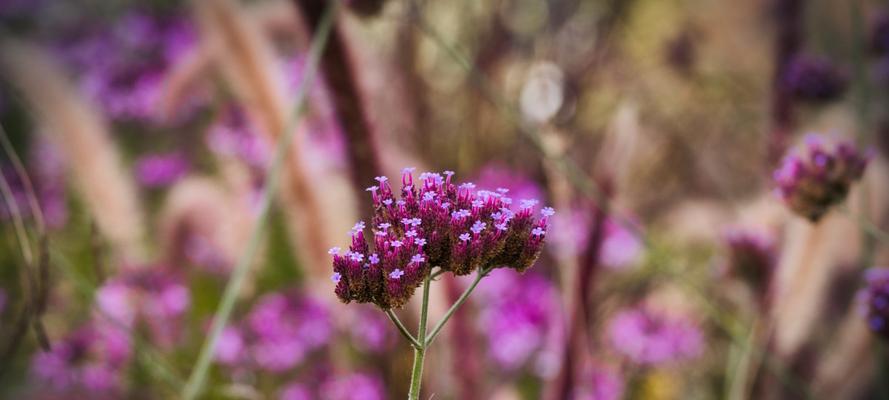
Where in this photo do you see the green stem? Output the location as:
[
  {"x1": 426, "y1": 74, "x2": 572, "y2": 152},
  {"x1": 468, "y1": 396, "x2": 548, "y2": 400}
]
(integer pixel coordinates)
[
  {"x1": 385, "y1": 309, "x2": 421, "y2": 349},
  {"x1": 180, "y1": 3, "x2": 338, "y2": 399},
  {"x1": 409, "y1": 272, "x2": 432, "y2": 400},
  {"x1": 425, "y1": 267, "x2": 487, "y2": 346}
]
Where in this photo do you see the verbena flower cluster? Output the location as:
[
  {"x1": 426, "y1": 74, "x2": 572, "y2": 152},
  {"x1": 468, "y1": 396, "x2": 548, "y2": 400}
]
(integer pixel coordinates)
[
  {"x1": 773, "y1": 134, "x2": 871, "y2": 221},
  {"x1": 607, "y1": 307, "x2": 703, "y2": 366},
  {"x1": 782, "y1": 55, "x2": 847, "y2": 103},
  {"x1": 862, "y1": 267, "x2": 889, "y2": 340},
  {"x1": 331, "y1": 168, "x2": 553, "y2": 309},
  {"x1": 214, "y1": 292, "x2": 332, "y2": 372}
]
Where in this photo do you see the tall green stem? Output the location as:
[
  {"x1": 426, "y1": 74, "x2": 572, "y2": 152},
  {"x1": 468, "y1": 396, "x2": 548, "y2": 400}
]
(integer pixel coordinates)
[
  {"x1": 409, "y1": 272, "x2": 432, "y2": 400},
  {"x1": 180, "y1": 3, "x2": 338, "y2": 399}
]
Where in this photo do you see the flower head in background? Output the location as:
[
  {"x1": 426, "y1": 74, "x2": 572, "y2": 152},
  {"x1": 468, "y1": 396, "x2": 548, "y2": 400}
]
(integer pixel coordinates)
[
  {"x1": 475, "y1": 269, "x2": 563, "y2": 373},
  {"x1": 570, "y1": 362, "x2": 625, "y2": 400},
  {"x1": 207, "y1": 104, "x2": 272, "y2": 172},
  {"x1": 94, "y1": 268, "x2": 190, "y2": 349},
  {"x1": 861, "y1": 267, "x2": 889, "y2": 340},
  {"x1": 348, "y1": 305, "x2": 395, "y2": 353},
  {"x1": 723, "y1": 228, "x2": 777, "y2": 305},
  {"x1": 134, "y1": 151, "x2": 190, "y2": 188},
  {"x1": 781, "y1": 55, "x2": 847, "y2": 103},
  {"x1": 773, "y1": 134, "x2": 871, "y2": 221},
  {"x1": 54, "y1": 10, "x2": 197, "y2": 122},
  {"x1": 607, "y1": 307, "x2": 703, "y2": 366},
  {"x1": 872, "y1": 12, "x2": 889, "y2": 55},
  {"x1": 318, "y1": 372, "x2": 387, "y2": 400},
  {"x1": 242, "y1": 292, "x2": 332, "y2": 372},
  {"x1": 30, "y1": 325, "x2": 130, "y2": 397},
  {"x1": 332, "y1": 169, "x2": 552, "y2": 309}
]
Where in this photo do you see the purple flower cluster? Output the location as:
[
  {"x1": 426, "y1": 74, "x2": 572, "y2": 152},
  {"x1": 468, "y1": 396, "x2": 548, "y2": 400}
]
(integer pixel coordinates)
[
  {"x1": 861, "y1": 267, "x2": 889, "y2": 340},
  {"x1": 475, "y1": 269, "x2": 563, "y2": 373},
  {"x1": 873, "y1": 12, "x2": 889, "y2": 55},
  {"x1": 570, "y1": 362, "x2": 625, "y2": 400},
  {"x1": 134, "y1": 151, "x2": 190, "y2": 188},
  {"x1": 781, "y1": 55, "x2": 847, "y2": 103},
  {"x1": 30, "y1": 325, "x2": 130, "y2": 397},
  {"x1": 724, "y1": 229, "x2": 777, "y2": 303},
  {"x1": 773, "y1": 134, "x2": 871, "y2": 221},
  {"x1": 215, "y1": 292, "x2": 332, "y2": 372},
  {"x1": 607, "y1": 307, "x2": 703, "y2": 366},
  {"x1": 280, "y1": 372, "x2": 386, "y2": 400},
  {"x1": 94, "y1": 268, "x2": 190, "y2": 349},
  {"x1": 332, "y1": 168, "x2": 552, "y2": 309},
  {"x1": 55, "y1": 11, "x2": 196, "y2": 121}
]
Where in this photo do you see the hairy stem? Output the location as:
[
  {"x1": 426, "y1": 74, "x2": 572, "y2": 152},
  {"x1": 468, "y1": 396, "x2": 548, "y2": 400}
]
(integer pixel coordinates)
[
  {"x1": 180, "y1": 3, "x2": 338, "y2": 399},
  {"x1": 409, "y1": 272, "x2": 432, "y2": 400},
  {"x1": 385, "y1": 309, "x2": 421, "y2": 349}
]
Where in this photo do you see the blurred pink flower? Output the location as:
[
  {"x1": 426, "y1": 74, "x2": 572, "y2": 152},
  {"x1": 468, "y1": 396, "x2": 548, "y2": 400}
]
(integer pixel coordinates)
[
  {"x1": 94, "y1": 268, "x2": 190, "y2": 349},
  {"x1": 244, "y1": 292, "x2": 333, "y2": 372},
  {"x1": 571, "y1": 362, "x2": 625, "y2": 400},
  {"x1": 134, "y1": 152, "x2": 190, "y2": 188},
  {"x1": 607, "y1": 307, "x2": 703, "y2": 366},
  {"x1": 475, "y1": 269, "x2": 564, "y2": 374},
  {"x1": 30, "y1": 325, "x2": 130, "y2": 397}
]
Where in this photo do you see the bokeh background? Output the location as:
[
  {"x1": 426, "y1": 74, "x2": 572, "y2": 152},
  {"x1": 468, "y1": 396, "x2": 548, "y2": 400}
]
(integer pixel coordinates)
[{"x1": 1, "y1": 0, "x2": 889, "y2": 398}]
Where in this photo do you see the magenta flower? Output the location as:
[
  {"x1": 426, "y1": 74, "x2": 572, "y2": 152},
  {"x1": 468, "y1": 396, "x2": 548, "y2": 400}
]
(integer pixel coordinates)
[
  {"x1": 318, "y1": 372, "x2": 386, "y2": 400},
  {"x1": 861, "y1": 267, "x2": 889, "y2": 339},
  {"x1": 30, "y1": 325, "x2": 130, "y2": 397},
  {"x1": 773, "y1": 134, "x2": 872, "y2": 221},
  {"x1": 55, "y1": 11, "x2": 198, "y2": 121},
  {"x1": 332, "y1": 169, "x2": 552, "y2": 309},
  {"x1": 571, "y1": 362, "x2": 625, "y2": 400},
  {"x1": 134, "y1": 152, "x2": 190, "y2": 188},
  {"x1": 244, "y1": 292, "x2": 332, "y2": 372},
  {"x1": 607, "y1": 307, "x2": 703, "y2": 366},
  {"x1": 475, "y1": 269, "x2": 563, "y2": 372},
  {"x1": 94, "y1": 268, "x2": 190, "y2": 349},
  {"x1": 206, "y1": 105, "x2": 272, "y2": 171}
]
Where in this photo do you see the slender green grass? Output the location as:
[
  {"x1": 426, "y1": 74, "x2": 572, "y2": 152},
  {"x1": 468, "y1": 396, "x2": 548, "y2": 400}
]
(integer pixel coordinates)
[{"x1": 180, "y1": 3, "x2": 339, "y2": 399}]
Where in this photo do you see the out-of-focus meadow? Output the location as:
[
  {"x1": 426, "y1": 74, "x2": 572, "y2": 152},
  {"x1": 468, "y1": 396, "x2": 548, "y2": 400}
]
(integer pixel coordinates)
[{"x1": 1, "y1": 0, "x2": 889, "y2": 398}]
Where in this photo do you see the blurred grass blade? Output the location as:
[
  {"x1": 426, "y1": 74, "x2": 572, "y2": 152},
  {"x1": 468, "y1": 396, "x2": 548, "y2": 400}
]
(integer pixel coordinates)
[{"x1": 180, "y1": 2, "x2": 339, "y2": 399}]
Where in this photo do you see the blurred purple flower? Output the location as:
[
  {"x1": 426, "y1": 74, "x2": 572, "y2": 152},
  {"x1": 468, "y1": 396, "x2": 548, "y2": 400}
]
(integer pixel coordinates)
[
  {"x1": 207, "y1": 105, "x2": 272, "y2": 171},
  {"x1": 475, "y1": 269, "x2": 563, "y2": 373},
  {"x1": 600, "y1": 218, "x2": 644, "y2": 270},
  {"x1": 571, "y1": 362, "x2": 625, "y2": 400},
  {"x1": 54, "y1": 11, "x2": 197, "y2": 121},
  {"x1": 29, "y1": 138, "x2": 68, "y2": 228},
  {"x1": 773, "y1": 134, "x2": 871, "y2": 221},
  {"x1": 1, "y1": 138, "x2": 68, "y2": 229},
  {"x1": 781, "y1": 55, "x2": 847, "y2": 103},
  {"x1": 94, "y1": 268, "x2": 190, "y2": 349},
  {"x1": 134, "y1": 152, "x2": 190, "y2": 188},
  {"x1": 861, "y1": 267, "x2": 889, "y2": 339},
  {"x1": 214, "y1": 325, "x2": 246, "y2": 366},
  {"x1": 245, "y1": 292, "x2": 333, "y2": 372},
  {"x1": 318, "y1": 372, "x2": 386, "y2": 400},
  {"x1": 30, "y1": 325, "x2": 129, "y2": 397},
  {"x1": 280, "y1": 382, "x2": 313, "y2": 400},
  {"x1": 607, "y1": 307, "x2": 703, "y2": 366},
  {"x1": 348, "y1": 305, "x2": 394, "y2": 353},
  {"x1": 873, "y1": 12, "x2": 889, "y2": 55}
]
